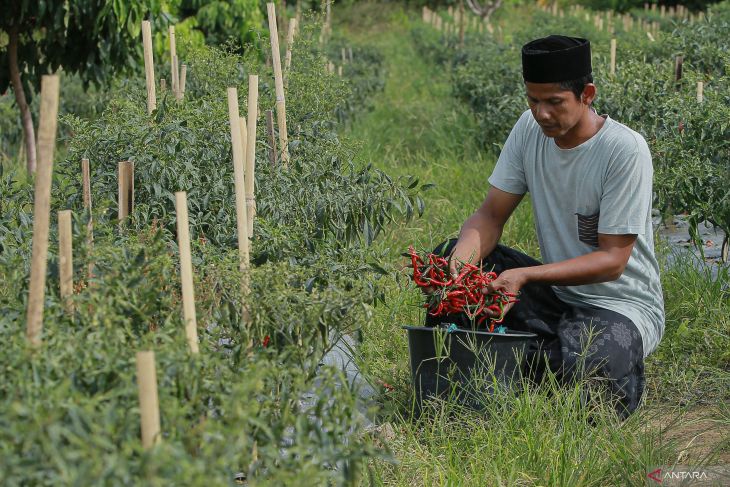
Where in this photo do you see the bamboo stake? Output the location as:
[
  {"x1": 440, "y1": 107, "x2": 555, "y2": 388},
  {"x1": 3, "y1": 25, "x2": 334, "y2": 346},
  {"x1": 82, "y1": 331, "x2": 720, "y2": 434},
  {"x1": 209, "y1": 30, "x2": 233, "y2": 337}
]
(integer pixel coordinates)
[
  {"x1": 696, "y1": 81, "x2": 704, "y2": 103},
  {"x1": 284, "y1": 18, "x2": 297, "y2": 86},
  {"x1": 169, "y1": 26, "x2": 178, "y2": 96},
  {"x1": 348, "y1": 47, "x2": 353, "y2": 62},
  {"x1": 26, "y1": 74, "x2": 60, "y2": 347},
  {"x1": 58, "y1": 210, "x2": 73, "y2": 314},
  {"x1": 173, "y1": 55, "x2": 180, "y2": 99},
  {"x1": 136, "y1": 351, "x2": 161, "y2": 449},
  {"x1": 142, "y1": 21, "x2": 156, "y2": 114},
  {"x1": 240, "y1": 116, "x2": 248, "y2": 170},
  {"x1": 246, "y1": 75, "x2": 258, "y2": 237},
  {"x1": 81, "y1": 158, "x2": 93, "y2": 278},
  {"x1": 237, "y1": 112, "x2": 249, "y2": 288},
  {"x1": 227, "y1": 88, "x2": 251, "y2": 273},
  {"x1": 238, "y1": 114, "x2": 249, "y2": 250},
  {"x1": 265, "y1": 109, "x2": 277, "y2": 165},
  {"x1": 610, "y1": 39, "x2": 617, "y2": 75},
  {"x1": 674, "y1": 55, "x2": 684, "y2": 83},
  {"x1": 174, "y1": 192, "x2": 199, "y2": 354},
  {"x1": 81, "y1": 159, "x2": 92, "y2": 211},
  {"x1": 160, "y1": 78, "x2": 167, "y2": 92},
  {"x1": 178, "y1": 64, "x2": 187, "y2": 101},
  {"x1": 267, "y1": 3, "x2": 289, "y2": 164},
  {"x1": 118, "y1": 161, "x2": 134, "y2": 222},
  {"x1": 81, "y1": 164, "x2": 91, "y2": 211}
]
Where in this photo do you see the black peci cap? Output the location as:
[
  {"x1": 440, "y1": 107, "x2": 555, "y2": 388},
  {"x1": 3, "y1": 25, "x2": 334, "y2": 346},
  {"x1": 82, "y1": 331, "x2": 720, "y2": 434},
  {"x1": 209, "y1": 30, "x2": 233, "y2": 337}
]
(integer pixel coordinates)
[{"x1": 522, "y1": 35, "x2": 592, "y2": 83}]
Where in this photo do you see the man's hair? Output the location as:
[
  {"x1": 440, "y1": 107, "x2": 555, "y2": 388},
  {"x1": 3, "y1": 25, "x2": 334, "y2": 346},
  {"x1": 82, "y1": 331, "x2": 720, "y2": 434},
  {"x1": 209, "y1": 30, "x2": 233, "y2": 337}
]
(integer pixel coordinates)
[{"x1": 558, "y1": 73, "x2": 593, "y2": 100}]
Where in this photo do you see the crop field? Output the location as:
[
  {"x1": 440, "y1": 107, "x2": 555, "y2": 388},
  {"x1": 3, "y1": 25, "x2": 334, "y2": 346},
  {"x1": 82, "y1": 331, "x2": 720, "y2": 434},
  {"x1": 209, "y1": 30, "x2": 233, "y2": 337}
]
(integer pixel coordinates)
[{"x1": 0, "y1": 0, "x2": 728, "y2": 485}]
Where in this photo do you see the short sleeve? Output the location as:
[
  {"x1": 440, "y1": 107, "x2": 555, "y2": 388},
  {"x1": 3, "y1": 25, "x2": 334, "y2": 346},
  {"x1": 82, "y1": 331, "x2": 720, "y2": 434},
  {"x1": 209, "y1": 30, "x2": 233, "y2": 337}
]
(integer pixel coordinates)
[
  {"x1": 488, "y1": 114, "x2": 528, "y2": 195},
  {"x1": 598, "y1": 139, "x2": 653, "y2": 235}
]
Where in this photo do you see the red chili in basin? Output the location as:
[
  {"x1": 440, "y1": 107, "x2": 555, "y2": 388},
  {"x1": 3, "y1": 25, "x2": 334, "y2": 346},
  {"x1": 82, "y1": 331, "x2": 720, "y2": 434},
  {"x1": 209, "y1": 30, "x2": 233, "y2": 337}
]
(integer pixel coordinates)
[{"x1": 407, "y1": 246, "x2": 519, "y2": 332}]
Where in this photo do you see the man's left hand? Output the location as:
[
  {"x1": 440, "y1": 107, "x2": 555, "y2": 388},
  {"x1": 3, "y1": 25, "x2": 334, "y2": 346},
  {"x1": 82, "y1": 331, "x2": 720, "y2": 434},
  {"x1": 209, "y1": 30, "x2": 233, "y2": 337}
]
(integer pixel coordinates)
[{"x1": 482, "y1": 268, "x2": 526, "y2": 317}]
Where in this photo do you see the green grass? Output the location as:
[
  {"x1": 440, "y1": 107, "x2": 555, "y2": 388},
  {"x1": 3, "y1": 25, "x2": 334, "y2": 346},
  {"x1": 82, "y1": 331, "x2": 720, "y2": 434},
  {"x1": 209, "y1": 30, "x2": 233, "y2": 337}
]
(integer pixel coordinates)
[{"x1": 336, "y1": 3, "x2": 729, "y2": 485}]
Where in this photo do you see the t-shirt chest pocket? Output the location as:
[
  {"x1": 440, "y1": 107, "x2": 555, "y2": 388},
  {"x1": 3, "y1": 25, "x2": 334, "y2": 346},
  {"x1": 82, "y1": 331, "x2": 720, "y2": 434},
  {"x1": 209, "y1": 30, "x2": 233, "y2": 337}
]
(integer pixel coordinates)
[{"x1": 575, "y1": 191, "x2": 601, "y2": 248}]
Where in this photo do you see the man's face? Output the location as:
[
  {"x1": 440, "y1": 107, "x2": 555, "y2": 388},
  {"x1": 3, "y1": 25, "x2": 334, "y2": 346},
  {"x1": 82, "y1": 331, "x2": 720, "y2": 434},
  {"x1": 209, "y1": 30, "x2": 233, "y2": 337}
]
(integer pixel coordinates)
[{"x1": 525, "y1": 81, "x2": 586, "y2": 138}]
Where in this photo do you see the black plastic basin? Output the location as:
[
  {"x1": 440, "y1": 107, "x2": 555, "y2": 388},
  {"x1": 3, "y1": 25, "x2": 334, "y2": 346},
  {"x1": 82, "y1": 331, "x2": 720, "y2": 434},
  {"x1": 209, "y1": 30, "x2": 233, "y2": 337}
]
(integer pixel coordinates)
[{"x1": 403, "y1": 325, "x2": 537, "y2": 414}]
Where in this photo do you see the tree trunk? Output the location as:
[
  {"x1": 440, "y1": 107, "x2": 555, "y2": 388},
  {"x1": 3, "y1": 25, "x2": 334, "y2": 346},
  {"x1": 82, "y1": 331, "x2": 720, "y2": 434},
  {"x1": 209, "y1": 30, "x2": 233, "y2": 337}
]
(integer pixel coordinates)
[{"x1": 8, "y1": 24, "x2": 37, "y2": 173}]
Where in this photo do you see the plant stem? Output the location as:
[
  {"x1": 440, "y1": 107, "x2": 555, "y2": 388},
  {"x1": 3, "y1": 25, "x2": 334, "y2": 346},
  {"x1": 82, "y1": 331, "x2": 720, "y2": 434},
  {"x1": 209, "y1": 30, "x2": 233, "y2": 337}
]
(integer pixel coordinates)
[{"x1": 8, "y1": 24, "x2": 37, "y2": 173}]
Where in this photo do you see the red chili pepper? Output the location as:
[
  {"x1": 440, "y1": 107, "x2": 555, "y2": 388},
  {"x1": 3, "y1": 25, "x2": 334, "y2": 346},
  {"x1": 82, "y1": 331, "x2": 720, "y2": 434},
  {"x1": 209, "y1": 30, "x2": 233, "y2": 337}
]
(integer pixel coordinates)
[
  {"x1": 379, "y1": 380, "x2": 395, "y2": 392},
  {"x1": 413, "y1": 275, "x2": 429, "y2": 287},
  {"x1": 263, "y1": 335, "x2": 270, "y2": 347},
  {"x1": 428, "y1": 278, "x2": 452, "y2": 287}
]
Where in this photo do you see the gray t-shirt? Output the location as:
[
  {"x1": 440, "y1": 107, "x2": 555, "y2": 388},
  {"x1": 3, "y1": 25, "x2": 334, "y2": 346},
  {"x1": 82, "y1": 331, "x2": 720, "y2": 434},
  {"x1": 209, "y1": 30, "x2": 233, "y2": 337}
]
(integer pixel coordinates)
[{"x1": 488, "y1": 110, "x2": 664, "y2": 356}]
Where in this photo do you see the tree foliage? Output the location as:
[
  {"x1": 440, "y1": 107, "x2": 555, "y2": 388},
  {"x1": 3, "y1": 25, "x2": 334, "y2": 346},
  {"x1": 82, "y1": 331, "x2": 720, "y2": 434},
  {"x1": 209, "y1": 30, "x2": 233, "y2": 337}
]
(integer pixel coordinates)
[
  {"x1": 0, "y1": 0, "x2": 162, "y2": 172},
  {"x1": 0, "y1": 0, "x2": 160, "y2": 94}
]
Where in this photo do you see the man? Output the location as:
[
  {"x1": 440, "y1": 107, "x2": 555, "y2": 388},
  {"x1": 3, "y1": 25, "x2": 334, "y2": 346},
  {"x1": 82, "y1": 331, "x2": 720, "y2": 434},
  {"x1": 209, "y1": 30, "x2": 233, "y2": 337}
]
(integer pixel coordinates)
[{"x1": 429, "y1": 35, "x2": 664, "y2": 418}]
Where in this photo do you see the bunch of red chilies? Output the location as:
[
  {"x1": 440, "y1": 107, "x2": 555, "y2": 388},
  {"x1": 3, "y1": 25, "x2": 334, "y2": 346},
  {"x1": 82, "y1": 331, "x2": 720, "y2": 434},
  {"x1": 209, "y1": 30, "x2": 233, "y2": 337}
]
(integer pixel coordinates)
[{"x1": 407, "y1": 246, "x2": 518, "y2": 332}]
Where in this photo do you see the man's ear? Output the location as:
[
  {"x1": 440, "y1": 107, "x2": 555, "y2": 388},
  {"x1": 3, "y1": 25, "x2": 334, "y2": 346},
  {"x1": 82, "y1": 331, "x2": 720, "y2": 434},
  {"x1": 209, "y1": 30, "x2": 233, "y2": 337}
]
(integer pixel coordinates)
[{"x1": 581, "y1": 83, "x2": 597, "y2": 105}]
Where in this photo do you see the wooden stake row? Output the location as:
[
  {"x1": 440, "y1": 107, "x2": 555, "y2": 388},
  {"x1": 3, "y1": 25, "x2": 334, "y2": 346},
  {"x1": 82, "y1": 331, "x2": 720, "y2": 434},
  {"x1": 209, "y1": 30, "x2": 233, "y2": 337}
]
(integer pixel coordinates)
[
  {"x1": 610, "y1": 38, "x2": 617, "y2": 75},
  {"x1": 169, "y1": 27, "x2": 188, "y2": 101},
  {"x1": 267, "y1": 3, "x2": 290, "y2": 164},
  {"x1": 174, "y1": 191, "x2": 199, "y2": 354},
  {"x1": 136, "y1": 350, "x2": 161, "y2": 449},
  {"x1": 82, "y1": 158, "x2": 94, "y2": 279},
  {"x1": 170, "y1": 26, "x2": 179, "y2": 96},
  {"x1": 284, "y1": 18, "x2": 297, "y2": 88},
  {"x1": 118, "y1": 161, "x2": 135, "y2": 222},
  {"x1": 227, "y1": 88, "x2": 251, "y2": 276},
  {"x1": 245, "y1": 76, "x2": 259, "y2": 237},
  {"x1": 26, "y1": 75, "x2": 60, "y2": 346},
  {"x1": 58, "y1": 210, "x2": 73, "y2": 314},
  {"x1": 142, "y1": 21, "x2": 156, "y2": 115},
  {"x1": 142, "y1": 21, "x2": 189, "y2": 113}
]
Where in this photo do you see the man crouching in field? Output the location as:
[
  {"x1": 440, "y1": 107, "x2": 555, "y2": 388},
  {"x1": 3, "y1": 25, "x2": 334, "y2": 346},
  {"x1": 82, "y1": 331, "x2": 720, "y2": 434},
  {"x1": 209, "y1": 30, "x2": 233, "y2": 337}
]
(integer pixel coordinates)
[{"x1": 431, "y1": 35, "x2": 665, "y2": 418}]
